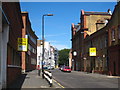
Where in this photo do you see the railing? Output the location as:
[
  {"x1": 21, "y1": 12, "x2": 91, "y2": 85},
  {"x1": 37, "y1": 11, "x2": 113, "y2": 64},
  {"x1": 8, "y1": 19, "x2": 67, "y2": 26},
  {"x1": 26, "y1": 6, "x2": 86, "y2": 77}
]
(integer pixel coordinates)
[{"x1": 43, "y1": 70, "x2": 52, "y2": 87}]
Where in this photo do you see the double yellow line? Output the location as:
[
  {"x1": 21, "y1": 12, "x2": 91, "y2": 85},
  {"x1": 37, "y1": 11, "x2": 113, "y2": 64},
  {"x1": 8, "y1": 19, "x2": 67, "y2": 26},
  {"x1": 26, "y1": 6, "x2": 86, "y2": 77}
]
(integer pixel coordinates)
[{"x1": 53, "y1": 79, "x2": 65, "y2": 88}]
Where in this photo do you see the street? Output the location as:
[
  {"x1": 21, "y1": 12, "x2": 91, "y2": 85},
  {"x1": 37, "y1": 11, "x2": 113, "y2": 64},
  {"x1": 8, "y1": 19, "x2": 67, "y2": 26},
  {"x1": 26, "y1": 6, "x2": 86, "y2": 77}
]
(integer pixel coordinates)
[{"x1": 51, "y1": 69, "x2": 119, "y2": 88}]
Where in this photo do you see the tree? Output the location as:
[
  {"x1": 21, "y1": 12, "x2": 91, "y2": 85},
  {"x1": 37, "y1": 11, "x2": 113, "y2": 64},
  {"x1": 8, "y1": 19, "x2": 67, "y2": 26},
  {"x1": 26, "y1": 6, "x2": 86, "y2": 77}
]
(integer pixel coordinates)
[{"x1": 58, "y1": 49, "x2": 70, "y2": 66}]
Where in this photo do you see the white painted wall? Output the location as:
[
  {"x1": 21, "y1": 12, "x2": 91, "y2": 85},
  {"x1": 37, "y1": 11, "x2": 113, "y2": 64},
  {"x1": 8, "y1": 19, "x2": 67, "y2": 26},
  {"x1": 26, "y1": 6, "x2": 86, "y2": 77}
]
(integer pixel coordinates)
[
  {"x1": 0, "y1": 8, "x2": 10, "y2": 88},
  {"x1": 37, "y1": 41, "x2": 58, "y2": 69},
  {"x1": 0, "y1": 24, "x2": 9, "y2": 89},
  {"x1": 0, "y1": 30, "x2": 2, "y2": 90},
  {"x1": 0, "y1": 6, "x2": 2, "y2": 90}
]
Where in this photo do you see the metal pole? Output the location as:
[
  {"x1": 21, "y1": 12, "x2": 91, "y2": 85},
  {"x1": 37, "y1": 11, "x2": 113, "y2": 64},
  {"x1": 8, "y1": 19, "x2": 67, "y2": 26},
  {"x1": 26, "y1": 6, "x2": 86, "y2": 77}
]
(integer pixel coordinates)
[
  {"x1": 42, "y1": 15, "x2": 45, "y2": 79},
  {"x1": 41, "y1": 14, "x2": 53, "y2": 78}
]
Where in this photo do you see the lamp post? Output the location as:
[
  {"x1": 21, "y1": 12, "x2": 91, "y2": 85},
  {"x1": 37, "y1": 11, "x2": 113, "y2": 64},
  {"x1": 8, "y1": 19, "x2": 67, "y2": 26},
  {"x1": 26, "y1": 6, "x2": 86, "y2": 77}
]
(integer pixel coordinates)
[
  {"x1": 42, "y1": 14, "x2": 53, "y2": 79},
  {"x1": 72, "y1": 51, "x2": 77, "y2": 71}
]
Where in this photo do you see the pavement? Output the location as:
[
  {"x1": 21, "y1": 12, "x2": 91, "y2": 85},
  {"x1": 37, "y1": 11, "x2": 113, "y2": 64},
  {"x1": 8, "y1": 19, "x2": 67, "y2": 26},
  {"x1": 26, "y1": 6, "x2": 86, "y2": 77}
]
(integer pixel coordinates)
[
  {"x1": 8, "y1": 70, "x2": 62, "y2": 89},
  {"x1": 7, "y1": 69, "x2": 120, "y2": 89},
  {"x1": 73, "y1": 71, "x2": 120, "y2": 79}
]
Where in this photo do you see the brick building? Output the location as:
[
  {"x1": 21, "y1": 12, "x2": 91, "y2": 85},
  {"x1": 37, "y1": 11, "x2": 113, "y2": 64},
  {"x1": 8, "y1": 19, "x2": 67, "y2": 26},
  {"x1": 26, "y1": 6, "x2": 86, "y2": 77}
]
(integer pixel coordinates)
[
  {"x1": 71, "y1": 9, "x2": 111, "y2": 71},
  {"x1": 107, "y1": 2, "x2": 120, "y2": 76},
  {"x1": 1, "y1": 2, "x2": 23, "y2": 88},
  {"x1": 21, "y1": 12, "x2": 38, "y2": 73},
  {"x1": 71, "y1": 23, "x2": 82, "y2": 71},
  {"x1": 84, "y1": 26, "x2": 109, "y2": 74},
  {"x1": 69, "y1": 49, "x2": 73, "y2": 69}
]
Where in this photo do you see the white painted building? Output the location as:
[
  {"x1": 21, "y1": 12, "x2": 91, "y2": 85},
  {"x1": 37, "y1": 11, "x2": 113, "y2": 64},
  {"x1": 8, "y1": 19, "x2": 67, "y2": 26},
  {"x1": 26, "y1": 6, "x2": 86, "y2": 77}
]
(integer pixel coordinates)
[
  {"x1": 54, "y1": 48, "x2": 59, "y2": 68},
  {"x1": 37, "y1": 40, "x2": 58, "y2": 69}
]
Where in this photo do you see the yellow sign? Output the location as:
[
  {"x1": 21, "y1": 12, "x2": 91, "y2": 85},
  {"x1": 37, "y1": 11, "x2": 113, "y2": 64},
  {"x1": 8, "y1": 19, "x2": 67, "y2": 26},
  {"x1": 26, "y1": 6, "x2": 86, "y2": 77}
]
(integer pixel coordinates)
[
  {"x1": 89, "y1": 47, "x2": 96, "y2": 56},
  {"x1": 18, "y1": 38, "x2": 28, "y2": 51}
]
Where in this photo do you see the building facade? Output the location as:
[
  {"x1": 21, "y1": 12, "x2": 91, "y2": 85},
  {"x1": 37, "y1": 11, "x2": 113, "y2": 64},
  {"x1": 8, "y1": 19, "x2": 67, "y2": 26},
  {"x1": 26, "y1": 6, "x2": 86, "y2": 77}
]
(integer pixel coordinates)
[
  {"x1": 1, "y1": 2, "x2": 23, "y2": 88},
  {"x1": 84, "y1": 26, "x2": 109, "y2": 74},
  {"x1": 71, "y1": 9, "x2": 111, "y2": 71},
  {"x1": 69, "y1": 49, "x2": 72, "y2": 69},
  {"x1": 71, "y1": 23, "x2": 82, "y2": 71},
  {"x1": 107, "y1": 2, "x2": 120, "y2": 76},
  {"x1": 37, "y1": 40, "x2": 58, "y2": 69},
  {"x1": 54, "y1": 48, "x2": 59, "y2": 68},
  {"x1": 21, "y1": 12, "x2": 38, "y2": 73}
]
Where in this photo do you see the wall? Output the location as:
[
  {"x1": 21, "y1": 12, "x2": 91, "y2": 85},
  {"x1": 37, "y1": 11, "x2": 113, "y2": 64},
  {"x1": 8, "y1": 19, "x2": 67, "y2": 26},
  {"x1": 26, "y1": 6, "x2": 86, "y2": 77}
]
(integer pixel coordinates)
[
  {"x1": 108, "y1": 2, "x2": 120, "y2": 76},
  {"x1": 2, "y1": 2, "x2": 23, "y2": 87}
]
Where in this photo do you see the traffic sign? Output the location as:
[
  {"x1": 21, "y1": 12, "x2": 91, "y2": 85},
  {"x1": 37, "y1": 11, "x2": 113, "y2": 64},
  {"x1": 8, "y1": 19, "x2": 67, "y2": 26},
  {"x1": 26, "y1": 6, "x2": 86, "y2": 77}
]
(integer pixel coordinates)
[
  {"x1": 89, "y1": 47, "x2": 96, "y2": 56},
  {"x1": 18, "y1": 38, "x2": 28, "y2": 51}
]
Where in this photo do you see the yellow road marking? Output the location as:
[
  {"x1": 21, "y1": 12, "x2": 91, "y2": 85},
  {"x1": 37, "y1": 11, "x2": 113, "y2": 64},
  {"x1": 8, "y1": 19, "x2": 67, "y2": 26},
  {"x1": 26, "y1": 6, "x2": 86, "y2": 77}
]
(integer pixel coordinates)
[{"x1": 53, "y1": 79, "x2": 65, "y2": 88}]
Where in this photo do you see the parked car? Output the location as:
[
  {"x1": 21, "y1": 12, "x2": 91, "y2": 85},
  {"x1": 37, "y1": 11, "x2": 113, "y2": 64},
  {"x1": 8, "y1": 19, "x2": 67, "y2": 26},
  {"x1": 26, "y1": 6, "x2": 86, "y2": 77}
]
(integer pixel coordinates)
[
  {"x1": 48, "y1": 66, "x2": 54, "y2": 70},
  {"x1": 59, "y1": 65, "x2": 64, "y2": 70},
  {"x1": 43, "y1": 66, "x2": 48, "y2": 70},
  {"x1": 62, "y1": 66, "x2": 71, "y2": 72},
  {"x1": 60, "y1": 66, "x2": 65, "y2": 71}
]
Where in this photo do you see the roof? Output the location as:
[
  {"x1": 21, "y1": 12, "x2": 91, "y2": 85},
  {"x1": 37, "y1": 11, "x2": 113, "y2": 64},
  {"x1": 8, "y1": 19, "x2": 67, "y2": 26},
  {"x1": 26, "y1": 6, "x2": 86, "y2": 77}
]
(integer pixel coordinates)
[
  {"x1": 81, "y1": 9, "x2": 111, "y2": 15},
  {"x1": 84, "y1": 11, "x2": 110, "y2": 15}
]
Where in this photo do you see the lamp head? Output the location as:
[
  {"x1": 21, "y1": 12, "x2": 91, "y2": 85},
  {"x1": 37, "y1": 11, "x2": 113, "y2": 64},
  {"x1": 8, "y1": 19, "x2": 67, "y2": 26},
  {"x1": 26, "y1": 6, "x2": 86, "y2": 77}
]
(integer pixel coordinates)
[
  {"x1": 47, "y1": 14, "x2": 53, "y2": 16},
  {"x1": 44, "y1": 14, "x2": 54, "y2": 16}
]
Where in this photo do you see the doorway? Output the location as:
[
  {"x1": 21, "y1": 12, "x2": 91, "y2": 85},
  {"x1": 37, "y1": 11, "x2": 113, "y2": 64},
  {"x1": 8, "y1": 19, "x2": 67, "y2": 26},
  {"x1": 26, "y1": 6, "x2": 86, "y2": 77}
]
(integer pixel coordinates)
[{"x1": 113, "y1": 61, "x2": 116, "y2": 76}]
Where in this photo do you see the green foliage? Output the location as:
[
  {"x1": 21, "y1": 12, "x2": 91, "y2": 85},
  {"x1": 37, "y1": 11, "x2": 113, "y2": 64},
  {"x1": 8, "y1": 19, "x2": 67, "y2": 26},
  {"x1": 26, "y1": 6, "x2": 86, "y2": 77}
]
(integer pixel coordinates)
[{"x1": 58, "y1": 49, "x2": 70, "y2": 66}]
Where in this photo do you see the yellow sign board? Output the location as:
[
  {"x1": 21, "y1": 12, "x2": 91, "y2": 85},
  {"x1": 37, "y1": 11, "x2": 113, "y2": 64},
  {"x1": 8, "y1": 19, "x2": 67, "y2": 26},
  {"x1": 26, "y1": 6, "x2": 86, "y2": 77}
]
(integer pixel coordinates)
[
  {"x1": 18, "y1": 38, "x2": 28, "y2": 51},
  {"x1": 89, "y1": 47, "x2": 96, "y2": 56}
]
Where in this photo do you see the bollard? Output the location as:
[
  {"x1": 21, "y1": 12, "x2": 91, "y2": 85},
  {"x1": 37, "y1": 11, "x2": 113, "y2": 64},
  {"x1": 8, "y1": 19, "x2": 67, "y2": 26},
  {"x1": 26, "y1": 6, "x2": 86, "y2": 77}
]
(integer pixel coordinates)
[{"x1": 44, "y1": 70, "x2": 52, "y2": 87}]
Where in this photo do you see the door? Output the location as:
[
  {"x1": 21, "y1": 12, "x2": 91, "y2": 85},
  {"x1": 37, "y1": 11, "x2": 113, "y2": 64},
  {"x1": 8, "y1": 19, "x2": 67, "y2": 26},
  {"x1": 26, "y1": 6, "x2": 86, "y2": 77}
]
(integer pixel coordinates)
[{"x1": 113, "y1": 62, "x2": 116, "y2": 76}]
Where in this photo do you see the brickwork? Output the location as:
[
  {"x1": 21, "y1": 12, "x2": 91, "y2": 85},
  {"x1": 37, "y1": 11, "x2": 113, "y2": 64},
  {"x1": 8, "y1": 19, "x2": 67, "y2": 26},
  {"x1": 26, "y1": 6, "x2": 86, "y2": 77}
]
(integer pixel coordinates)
[
  {"x1": 21, "y1": 12, "x2": 38, "y2": 72},
  {"x1": 2, "y1": 2, "x2": 23, "y2": 86}
]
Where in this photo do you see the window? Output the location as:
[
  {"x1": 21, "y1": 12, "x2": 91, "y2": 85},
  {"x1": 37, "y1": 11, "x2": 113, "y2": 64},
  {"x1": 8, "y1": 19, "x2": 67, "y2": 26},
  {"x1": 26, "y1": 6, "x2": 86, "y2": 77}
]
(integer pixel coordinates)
[
  {"x1": 111, "y1": 29, "x2": 115, "y2": 41},
  {"x1": 100, "y1": 39, "x2": 102, "y2": 49},
  {"x1": 118, "y1": 26, "x2": 120, "y2": 39},
  {"x1": 105, "y1": 37, "x2": 107, "y2": 47}
]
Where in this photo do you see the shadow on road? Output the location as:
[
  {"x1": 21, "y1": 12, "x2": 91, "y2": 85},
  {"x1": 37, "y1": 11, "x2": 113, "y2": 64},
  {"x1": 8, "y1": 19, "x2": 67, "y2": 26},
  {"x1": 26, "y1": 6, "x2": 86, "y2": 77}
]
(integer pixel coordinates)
[{"x1": 7, "y1": 73, "x2": 27, "y2": 89}]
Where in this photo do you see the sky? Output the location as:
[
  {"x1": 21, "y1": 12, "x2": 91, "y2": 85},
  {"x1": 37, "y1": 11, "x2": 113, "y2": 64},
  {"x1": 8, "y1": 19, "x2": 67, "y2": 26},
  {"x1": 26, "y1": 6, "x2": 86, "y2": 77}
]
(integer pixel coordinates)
[{"x1": 20, "y1": 2, "x2": 117, "y2": 50}]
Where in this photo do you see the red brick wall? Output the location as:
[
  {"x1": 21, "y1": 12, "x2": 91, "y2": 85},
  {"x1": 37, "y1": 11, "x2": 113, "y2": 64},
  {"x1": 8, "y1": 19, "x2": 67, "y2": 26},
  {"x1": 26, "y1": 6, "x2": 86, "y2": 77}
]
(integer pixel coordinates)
[
  {"x1": 108, "y1": 45, "x2": 120, "y2": 76},
  {"x1": 2, "y1": 2, "x2": 23, "y2": 86},
  {"x1": 21, "y1": 12, "x2": 38, "y2": 71}
]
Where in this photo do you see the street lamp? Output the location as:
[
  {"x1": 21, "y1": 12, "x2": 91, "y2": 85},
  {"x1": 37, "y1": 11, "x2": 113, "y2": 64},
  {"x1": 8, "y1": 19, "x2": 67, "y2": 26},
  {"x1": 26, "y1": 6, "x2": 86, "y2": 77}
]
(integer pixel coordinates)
[
  {"x1": 72, "y1": 51, "x2": 77, "y2": 71},
  {"x1": 42, "y1": 14, "x2": 53, "y2": 79}
]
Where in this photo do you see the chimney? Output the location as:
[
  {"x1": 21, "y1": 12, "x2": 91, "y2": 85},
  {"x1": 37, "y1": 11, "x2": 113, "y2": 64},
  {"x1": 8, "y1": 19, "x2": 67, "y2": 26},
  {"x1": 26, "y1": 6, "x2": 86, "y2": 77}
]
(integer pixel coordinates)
[{"x1": 71, "y1": 23, "x2": 76, "y2": 36}]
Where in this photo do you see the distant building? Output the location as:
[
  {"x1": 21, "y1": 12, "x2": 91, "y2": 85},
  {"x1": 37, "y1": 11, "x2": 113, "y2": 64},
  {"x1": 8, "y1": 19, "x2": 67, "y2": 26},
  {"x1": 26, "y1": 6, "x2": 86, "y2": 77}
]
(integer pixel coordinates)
[
  {"x1": 1, "y1": 2, "x2": 23, "y2": 88},
  {"x1": 21, "y1": 12, "x2": 38, "y2": 73},
  {"x1": 37, "y1": 40, "x2": 58, "y2": 69},
  {"x1": 50, "y1": 46, "x2": 55, "y2": 68},
  {"x1": 37, "y1": 40, "x2": 43, "y2": 69},
  {"x1": 54, "y1": 48, "x2": 59, "y2": 68}
]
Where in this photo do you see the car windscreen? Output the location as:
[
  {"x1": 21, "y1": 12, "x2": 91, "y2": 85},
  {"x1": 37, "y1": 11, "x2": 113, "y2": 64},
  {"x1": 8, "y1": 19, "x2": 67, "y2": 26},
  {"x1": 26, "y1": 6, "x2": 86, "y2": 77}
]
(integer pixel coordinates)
[{"x1": 65, "y1": 67, "x2": 70, "y2": 69}]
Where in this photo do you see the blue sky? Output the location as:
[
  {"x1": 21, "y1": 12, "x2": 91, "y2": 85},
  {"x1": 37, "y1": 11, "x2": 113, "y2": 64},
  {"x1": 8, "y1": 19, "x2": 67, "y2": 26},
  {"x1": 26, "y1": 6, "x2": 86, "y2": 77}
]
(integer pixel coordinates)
[{"x1": 20, "y1": 2, "x2": 117, "y2": 50}]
